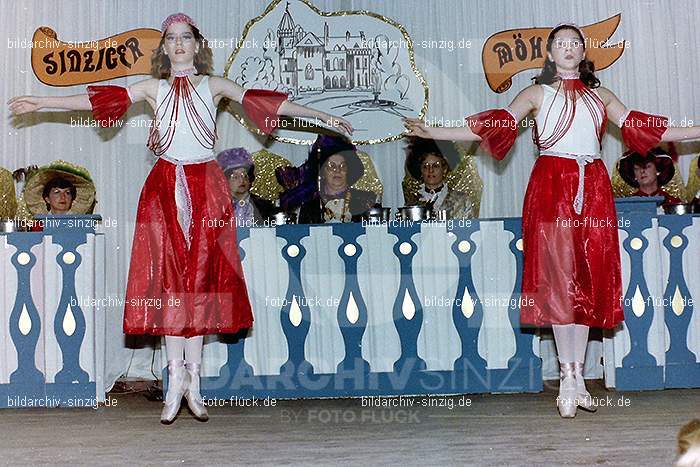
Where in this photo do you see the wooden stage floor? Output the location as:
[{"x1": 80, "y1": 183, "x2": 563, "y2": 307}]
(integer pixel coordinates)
[{"x1": 0, "y1": 381, "x2": 697, "y2": 466}]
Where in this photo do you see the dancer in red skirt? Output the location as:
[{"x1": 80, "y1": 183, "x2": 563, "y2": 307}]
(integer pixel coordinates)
[
  {"x1": 404, "y1": 24, "x2": 700, "y2": 417},
  {"x1": 10, "y1": 13, "x2": 352, "y2": 424}
]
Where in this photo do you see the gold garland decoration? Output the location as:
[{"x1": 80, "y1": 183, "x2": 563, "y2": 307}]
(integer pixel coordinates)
[
  {"x1": 250, "y1": 149, "x2": 292, "y2": 202},
  {"x1": 352, "y1": 151, "x2": 383, "y2": 199},
  {"x1": 0, "y1": 168, "x2": 17, "y2": 219},
  {"x1": 686, "y1": 155, "x2": 700, "y2": 200},
  {"x1": 402, "y1": 143, "x2": 483, "y2": 216},
  {"x1": 15, "y1": 196, "x2": 33, "y2": 226},
  {"x1": 222, "y1": 0, "x2": 429, "y2": 146}
]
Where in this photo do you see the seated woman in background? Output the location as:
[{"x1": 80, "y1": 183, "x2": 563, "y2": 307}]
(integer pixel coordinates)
[
  {"x1": 42, "y1": 177, "x2": 76, "y2": 214},
  {"x1": 22, "y1": 177, "x2": 76, "y2": 232},
  {"x1": 216, "y1": 147, "x2": 274, "y2": 226},
  {"x1": 278, "y1": 135, "x2": 376, "y2": 224},
  {"x1": 21, "y1": 160, "x2": 97, "y2": 231},
  {"x1": 404, "y1": 137, "x2": 474, "y2": 219},
  {"x1": 618, "y1": 148, "x2": 683, "y2": 207}
]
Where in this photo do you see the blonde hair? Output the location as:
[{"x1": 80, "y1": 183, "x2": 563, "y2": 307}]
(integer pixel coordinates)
[
  {"x1": 679, "y1": 419, "x2": 700, "y2": 455},
  {"x1": 150, "y1": 24, "x2": 213, "y2": 78}
]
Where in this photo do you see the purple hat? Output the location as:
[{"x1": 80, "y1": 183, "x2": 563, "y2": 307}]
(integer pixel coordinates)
[
  {"x1": 309, "y1": 135, "x2": 364, "y2": 186},
  {"x1": 217, "y1": 147, "x2": 254, "y2": 175}
]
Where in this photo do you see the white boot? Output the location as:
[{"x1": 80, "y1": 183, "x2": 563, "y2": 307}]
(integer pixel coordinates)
[
  {"x1": 557, "y1": 363, "x2": 577, "y2": 418},
  {"x1": 161, "y1": 360, "x2": 190, "y2": 424},
  {"x1": 574, "y1": 362, "x2": 596, "y2": 412},
  {"x1": 184, "y1": 362, "x2": 209, "y2": 421}
]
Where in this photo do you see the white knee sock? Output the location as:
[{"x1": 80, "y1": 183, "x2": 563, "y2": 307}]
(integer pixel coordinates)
[
  {"x1": 573, "y1": 324, "x2": 589, "y2": 364},
  {"x1": 164, "y1": 335, "x2": 186, "y2": 362},
  {"x1": 552, "y1": 324, "x2": 576, "y2": 364},
  {"x1": 184, "y1": 336, "x2": 204, "y2": 398},
  {"x1": 184, "y1": 336, "x2": 203, "y2": 365}
]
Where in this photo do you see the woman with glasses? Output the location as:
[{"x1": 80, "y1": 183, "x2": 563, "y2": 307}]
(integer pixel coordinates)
[
  {"x1": 404, "y1": 136, "x2": 474, "y2": 219},
  {"x1": 294, "y1": 135, "x2": 376, "y2": 224},
  {"x1": 216, "y1": 147, "x2": 275, "y2": 227}
]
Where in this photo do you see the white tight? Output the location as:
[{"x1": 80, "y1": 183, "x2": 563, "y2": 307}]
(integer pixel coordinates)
[
  {"x1": 165, "y1": 327, "x2": 590, "y2": 372},
  {"x1": 164, "y1": 335, "x2": 204, "y2": 364},
  {"x1": 552, "y1": 324, "x2": 589, "y2": 364}
]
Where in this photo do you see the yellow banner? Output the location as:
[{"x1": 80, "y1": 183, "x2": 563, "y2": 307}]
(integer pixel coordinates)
[
  {"x1": 30, "y1": 27, "x2": 162, "y2": 86},
  {"x1": 483, "y1": 14, "x2": 625, "y2": 93}
]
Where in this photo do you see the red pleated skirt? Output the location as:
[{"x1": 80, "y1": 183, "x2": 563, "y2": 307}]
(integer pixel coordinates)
[
  {"x1": 123, "y1": 158, "x2": 253, "y2": 337},
  {"x1": 520, "y1": 156, "x2": 624, "y2": 329}
]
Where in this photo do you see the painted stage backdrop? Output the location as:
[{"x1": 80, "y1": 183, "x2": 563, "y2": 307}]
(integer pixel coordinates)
[{"x1": 224, "y1": 0, "x2": 428, "y2": 145}]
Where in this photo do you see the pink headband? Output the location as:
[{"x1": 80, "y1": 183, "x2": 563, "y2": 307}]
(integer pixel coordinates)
[
  {"x1": 554, "y1": 22, "x2": 587, "y2": 41},
  {"x1": 161, "y1": 13, "x2": 197, "y2": 33}
]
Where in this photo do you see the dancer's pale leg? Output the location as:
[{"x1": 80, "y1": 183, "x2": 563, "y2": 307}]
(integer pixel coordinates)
[
  {"x1": 552, "y1": 324, "x2": 576, "y2": 364},
  {"x1": 184, "y1": 336, "x2": 208, "y2": 421},
  {"x1": 552, "y1": 324, "x2": 577, "y2": 418},
  {"x1": 184, "y1": 335, "x2": 203, "y2": 364},
  {"x1": 161, "y1": 336, "x2": 189, "y2": 424},
  {"x1": 165, "y1": 335, "x2": 186, "y2": 362},
  {"x1": 573, "y1": 324, "x2": 596, "y2": 411},
  {"x1": 573, "y1": 324, "x2": 589, "y2": 362}
]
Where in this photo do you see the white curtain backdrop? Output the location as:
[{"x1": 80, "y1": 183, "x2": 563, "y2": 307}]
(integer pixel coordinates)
[{"x1": 2, "y1": 0, "x2": 699, "y2": 389}]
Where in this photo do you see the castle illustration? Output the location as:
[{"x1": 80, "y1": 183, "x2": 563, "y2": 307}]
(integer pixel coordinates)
[{"x1": 276, "y1": 3, "x2": 375, "y2": 93}]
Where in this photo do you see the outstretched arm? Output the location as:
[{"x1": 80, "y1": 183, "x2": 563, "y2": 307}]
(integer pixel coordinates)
[
  {"x1": 403, "y1": 117, "x2": 480, "y2": 141},
  {"x1": 8, "y1": 78, "x2": 157, "y2": 116},
  {"x1": 402, "y1": 85, "x2": 539, "y2": 160},
  {"x1": 276, "y1": 100, "x2": 353, "y2": 135},
  {"x1": 600, "y1": 87, "x2": 700, "y2": 142},
  {"x1": 661, "y1": 125, "x2": 700, "y2": 142},
  {"x1": 403, "y1": 84, "x2": 540, "y2": 141},
  {"x1": 8, "y1": 93, "x2": 91, "y2": 114},
  {"x1": 209, "y1": 76, "x2": 353, "y2": 136}
]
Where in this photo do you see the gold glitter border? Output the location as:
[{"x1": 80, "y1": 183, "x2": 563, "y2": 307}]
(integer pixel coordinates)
[
  {"x1": 686, "y1": 155, "x2": 700, "y2": 200},
  {"x1": 222, "y1": 0, "x2": 429, "y2": 145},
  {"x1": 0, "y1": 168, "x2": 17, "y2": 219}
]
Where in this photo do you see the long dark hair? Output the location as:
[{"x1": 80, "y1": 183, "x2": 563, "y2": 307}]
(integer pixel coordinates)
[
  {"x1": 150, "y1": 24, "x2": 213, "y2": 79},
  {"x1": 533, "y1": 25, "x2": 600, "y2": 89}
]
